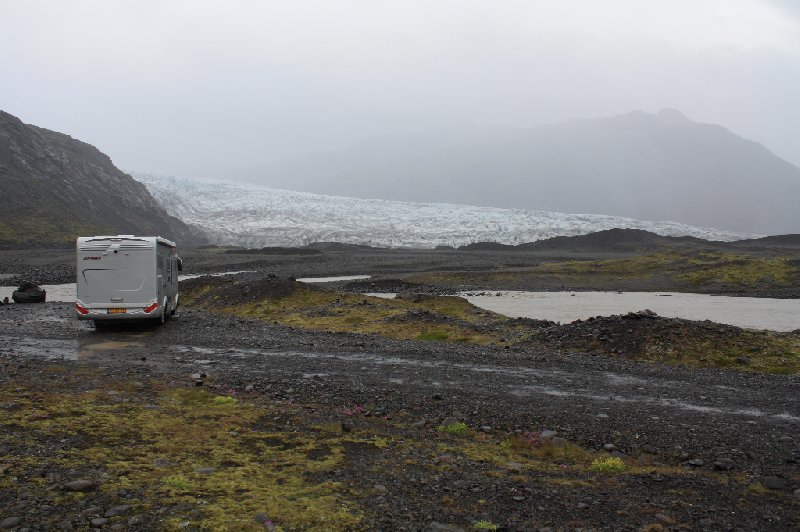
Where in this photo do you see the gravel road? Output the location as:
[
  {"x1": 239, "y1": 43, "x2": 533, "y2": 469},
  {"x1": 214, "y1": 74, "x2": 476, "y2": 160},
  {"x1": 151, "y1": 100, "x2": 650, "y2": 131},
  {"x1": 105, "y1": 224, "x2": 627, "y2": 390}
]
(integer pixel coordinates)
[{"x1": 3, "y1": 304, "x2": 798, "y2": 484}]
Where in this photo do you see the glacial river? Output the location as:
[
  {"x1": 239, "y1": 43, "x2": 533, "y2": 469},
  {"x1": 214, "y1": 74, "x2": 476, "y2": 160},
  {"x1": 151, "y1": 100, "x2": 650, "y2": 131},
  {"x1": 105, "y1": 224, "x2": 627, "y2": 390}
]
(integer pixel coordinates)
[{"x1": 459, "y1": 291, "x2": 800, "y2": 332}]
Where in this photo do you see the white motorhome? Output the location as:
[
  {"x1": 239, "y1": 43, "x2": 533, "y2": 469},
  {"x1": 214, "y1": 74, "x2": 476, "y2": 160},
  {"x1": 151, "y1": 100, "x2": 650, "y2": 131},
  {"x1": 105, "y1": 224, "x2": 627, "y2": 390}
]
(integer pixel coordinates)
[{"x1": 75, "y1": 235, "x2": 182, "y2": 325}]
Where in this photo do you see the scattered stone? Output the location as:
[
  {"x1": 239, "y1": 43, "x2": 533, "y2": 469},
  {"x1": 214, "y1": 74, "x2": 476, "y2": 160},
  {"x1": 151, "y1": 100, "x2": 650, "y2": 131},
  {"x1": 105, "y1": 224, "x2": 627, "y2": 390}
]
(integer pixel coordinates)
[
  {"x1": 479, "y1": 425, "x2": 492, "y2": 432},
  {"x1": 422, "y1": 523, "x2": 465, "y2": 532},
  {"x1": 90, "y1": 517, "x2": 109, "y2": 526},
  {"x1": 687, "y1": 459, "x2": 704, "y2": 467},
  {"x1": 603, "y1": 443, "x2": 617, "y2": 451},
  {"x1": 597, "y1": 413, "x2": 609, "y2": 418},
  {"x1": 577, "y1": 502, "x2": 588, "y2": 509},
  {"x1": 374, "y1": 484, "x2": 388, "y2": 493},
  {"x1": 551, "y1": 437, "x2": 568, "y2": 448},
  {"x1": 540, "y1": 430, "x2": 558, "y2": 439},
  {"x1": 656, "y1": 513, "x2": 675, "y2": 524},
  {"x1": 763, "y1": 476, "x2": 786, "y2": 490},
  {"x1": 194, "y1": 359, "x2": 215, "y2": 365},
  {"x1": 506, "y1": 461, "x2": 524, "y2": 472},
  {"x1": 127, "y1": 516, "x2": 144, "y2": 526},
  {"x1": 195, "y1": 467, "x2": 217, "y2": 474},
  {"x1": 245, "y1": 384, "x2": 254, "y2": 392},
  {"x1": 735, "y1": 356, "x2": 752, "y2": 366},
  {"x1": 512, "y1": 495, "x2": 525, "y2": 501},
  {"x1": 104, "y1": 505, "x2": 131, "y2": 517},
  {"x1": 778, "y1": 435, "x2": 793, "y2": 442},
  {"x1": 794, "y1": 488, "x2": 800, "y2": 499},
  {"x1": 64, "y1": 479, "x2": 95, "y2": 491},
  {"x1": 0, "y1": 517, "x2": 22, "y2": 529},
  {"x1": 713, "y1": 458, "x2": 734, "y2": 471},
  {"x1": 341, "y1": 422, "x2": 352, "y2": 433},
  {"x1": 440, "y1": 416, "x2": 458, "y2": 427},
  {"x1": 56, "y1": 519, "x2": 73, "y2": 531}
]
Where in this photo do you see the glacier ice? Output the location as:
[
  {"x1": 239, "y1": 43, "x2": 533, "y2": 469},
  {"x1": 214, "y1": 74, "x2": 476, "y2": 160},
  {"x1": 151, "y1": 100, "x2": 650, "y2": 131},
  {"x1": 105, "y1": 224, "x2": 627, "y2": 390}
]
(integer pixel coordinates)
[{"x1": 134, "y1": 173, "x2": 757, "y2": 248}]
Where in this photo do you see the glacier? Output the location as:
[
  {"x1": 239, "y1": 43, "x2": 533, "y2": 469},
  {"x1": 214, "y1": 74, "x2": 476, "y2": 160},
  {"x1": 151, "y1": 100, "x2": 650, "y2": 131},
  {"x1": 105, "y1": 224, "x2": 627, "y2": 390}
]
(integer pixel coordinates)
[{"x1": 134, "y1": 174, "x2": 757, "y2": 249}]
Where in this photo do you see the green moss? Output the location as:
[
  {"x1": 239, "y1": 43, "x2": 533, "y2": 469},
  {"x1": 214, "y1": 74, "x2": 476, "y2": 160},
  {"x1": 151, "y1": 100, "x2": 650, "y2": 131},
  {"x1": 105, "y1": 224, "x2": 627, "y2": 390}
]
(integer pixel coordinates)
[
  {"x1": 0, "y1": 384, "x2": 363, "y2": 530},
  {"x1": 438, "y1": 422, "x2": 469, "y2": 435},
  {"x1": 417, "y1": 331, "x2": 450, "y2": 341},
  {"x1": 590, "y1": 457, "x2": 626, "y2": 473}
]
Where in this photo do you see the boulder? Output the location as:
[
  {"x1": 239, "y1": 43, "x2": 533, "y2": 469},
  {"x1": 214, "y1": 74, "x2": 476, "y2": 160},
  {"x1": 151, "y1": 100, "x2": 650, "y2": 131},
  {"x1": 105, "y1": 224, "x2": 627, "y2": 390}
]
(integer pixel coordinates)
[{"x1": 12, "y1": 281, "x2": 46, "y2": 303}]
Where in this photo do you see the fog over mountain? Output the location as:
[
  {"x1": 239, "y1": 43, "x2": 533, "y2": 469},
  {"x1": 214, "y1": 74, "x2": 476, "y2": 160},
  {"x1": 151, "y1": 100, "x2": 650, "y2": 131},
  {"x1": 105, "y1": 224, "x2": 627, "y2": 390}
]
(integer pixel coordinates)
[{"x1": 239, "y1": 109, "x2": 800, "y2": 235}]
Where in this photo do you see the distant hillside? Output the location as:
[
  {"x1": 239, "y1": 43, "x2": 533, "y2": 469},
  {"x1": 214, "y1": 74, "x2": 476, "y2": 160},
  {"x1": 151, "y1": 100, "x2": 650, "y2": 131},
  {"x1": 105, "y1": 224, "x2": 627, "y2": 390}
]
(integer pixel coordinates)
[
  {"x1": 240, "y1": 110, "x2": 800, "y2": 235},
  {"x1": 0, "y1": 111, "x2": 204, "y2": 248}
]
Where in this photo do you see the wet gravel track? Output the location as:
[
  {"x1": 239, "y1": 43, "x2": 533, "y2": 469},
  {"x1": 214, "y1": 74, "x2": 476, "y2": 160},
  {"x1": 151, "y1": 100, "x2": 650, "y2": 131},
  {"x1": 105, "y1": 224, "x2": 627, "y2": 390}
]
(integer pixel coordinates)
[{"x1": 2, "y1": 303, "x2": 798, "y2": 485}]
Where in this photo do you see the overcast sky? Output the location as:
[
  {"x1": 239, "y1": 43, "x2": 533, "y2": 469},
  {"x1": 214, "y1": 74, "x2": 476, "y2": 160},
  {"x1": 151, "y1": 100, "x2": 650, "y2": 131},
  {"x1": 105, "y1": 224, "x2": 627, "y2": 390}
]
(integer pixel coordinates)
[{"x1": 2, "y1": 0, "x2": 799, "y2": 178}]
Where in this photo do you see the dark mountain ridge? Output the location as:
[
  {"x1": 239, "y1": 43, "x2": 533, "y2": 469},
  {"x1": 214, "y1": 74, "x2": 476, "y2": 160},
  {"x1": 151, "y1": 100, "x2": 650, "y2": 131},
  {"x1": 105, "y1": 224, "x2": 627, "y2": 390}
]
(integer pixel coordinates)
[
  {"x1": 241, "y1": 109, "x2": 800, "y2": 235},
  {"x1": 0, "y1": 111, "x2": 205, "y2": 248}
]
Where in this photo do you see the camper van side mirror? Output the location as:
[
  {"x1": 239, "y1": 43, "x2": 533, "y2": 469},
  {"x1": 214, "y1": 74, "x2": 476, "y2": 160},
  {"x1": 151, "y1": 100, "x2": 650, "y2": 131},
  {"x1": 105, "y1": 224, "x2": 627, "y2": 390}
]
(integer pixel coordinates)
[{"x1": 177, "y1": 258, "x2": 183, "y2": 272}]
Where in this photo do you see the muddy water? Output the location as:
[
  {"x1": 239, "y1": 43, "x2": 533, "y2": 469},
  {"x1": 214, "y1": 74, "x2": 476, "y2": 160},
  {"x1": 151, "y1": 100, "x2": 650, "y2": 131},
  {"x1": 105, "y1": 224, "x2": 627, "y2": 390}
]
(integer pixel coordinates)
[{"x1": 459, "y1": 291, "x2": 800, "y2": 332}]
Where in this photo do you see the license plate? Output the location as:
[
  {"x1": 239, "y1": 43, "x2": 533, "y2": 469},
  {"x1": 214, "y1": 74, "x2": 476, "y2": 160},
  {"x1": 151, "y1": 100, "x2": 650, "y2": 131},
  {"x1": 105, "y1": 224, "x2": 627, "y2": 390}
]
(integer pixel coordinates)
[{"x1": 108, "y1": 308, "x2": 127, "y2": 314}]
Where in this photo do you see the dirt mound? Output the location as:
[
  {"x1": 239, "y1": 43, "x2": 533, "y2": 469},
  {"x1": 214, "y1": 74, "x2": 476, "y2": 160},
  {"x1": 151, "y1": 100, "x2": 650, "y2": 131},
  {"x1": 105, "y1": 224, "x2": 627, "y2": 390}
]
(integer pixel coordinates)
[
  {"x1": 181, "y1": 274, "x2": 322, "y2": 307},
  {"x1": 344, "y1": 279, "x2": 418, "y2": 292},
  {"x1": 529, "y1": 311, "x2": 799, "y2": 372}
]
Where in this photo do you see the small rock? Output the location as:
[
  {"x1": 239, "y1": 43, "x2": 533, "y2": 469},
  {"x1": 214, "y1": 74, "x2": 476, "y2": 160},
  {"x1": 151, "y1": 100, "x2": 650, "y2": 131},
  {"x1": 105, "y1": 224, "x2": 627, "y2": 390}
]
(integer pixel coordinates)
[
  {"x1": 245, "y1": 384, "x2": 254, "y2": 392},
  {"x1": 56, "y1": 520, "x2": 73, "y2": 531},
  {"x1": 422, "y1": 522, "x2": 465, "y2": 532},
  {"x1": 550, "y1": 437, "x2": 568, "y2": 448},
  {"x1": 480, "y1": 425, "x2": 492, "y2": 432},
  {"x1": 104, "y1": 505, "x2": 131, "y2": 517},
  {"x1": 0, "y1": 517, "x2": 22, "y2": 529},
  {"x1": 90, "y1": 518, "x2": 109, "y2": 526},
  {"x1": 64, "y1": 479, "x2": 95, "y2": 491},
  {"x1": 506, "y1": 461, "x2": 524, "y2": 472},
  {"x1": 127, "y1": 516, "x2": 144, "y2": 526},
  {"x1": 512, "y1": 495, "x2": 525, "y2": 501},
  {"x1": 340, "y1": 422, "x2": 352, "y2": 433},
  {"x1": 540, "y1": 430, "x2": 558, "y2": 439},
  {"x1": 577, "y1": 502, "x2": 588, "y2": 509},
  {"x1": 440, "y1": 416, "x2": 458, "y2": 426},
  {"x1": 374, "y1": 484, "x2": 387, "y2": 493},
  {"x1": 603, "y1": 443, "x2": 617, "y2": 451},
  {"x1": 687, "y1": 459, "x2": 704, "y2": 467},
  {"x1": 778, "y1": 435, "x2": 793, "y2": 442},
  {"x1": 109, "y1": 525, "x2": 125, "y2": 531},
  {"x1": 735, "y1": 356, "x2": 752, "y2": 366},
  {"x1": 655, "y1": 513, "x2": 675, "y2": 524},
  {"x1": 713, "y1": 458, "x2": 734, "y2": 471},
  {"x1": 794, "y1": 488, "x2": 800, "y2": 499},
  {"x1": 411, "y1": 420, "x2": 427, "y2": 429},
  {"x1": 763, "y1": 476, "x2": 786, "y2": 490},
  {"x1": 597, "y1": 413, "x2": 609, "y2": 418},
  {"x1": 195, "y1": 467, "x2": 217, "y2": 474}
]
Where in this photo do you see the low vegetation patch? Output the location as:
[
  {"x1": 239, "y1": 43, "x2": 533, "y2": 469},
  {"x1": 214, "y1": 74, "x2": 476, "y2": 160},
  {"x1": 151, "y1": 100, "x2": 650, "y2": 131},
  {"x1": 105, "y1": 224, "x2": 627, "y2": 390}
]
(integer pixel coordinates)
[
  {"x1": 590, "y1": 457, "x2": 626, "y2": 473},
  {"x1": 182, "y1": 276, "x2": 522, "y2": 345}
]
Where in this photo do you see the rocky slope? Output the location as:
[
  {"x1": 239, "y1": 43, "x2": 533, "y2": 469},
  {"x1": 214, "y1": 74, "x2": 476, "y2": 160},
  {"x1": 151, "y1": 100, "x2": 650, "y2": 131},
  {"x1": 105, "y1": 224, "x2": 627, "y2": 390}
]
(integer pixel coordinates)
[{"x1": 0, "y1": 111, "x2": 204, "y2": 248}]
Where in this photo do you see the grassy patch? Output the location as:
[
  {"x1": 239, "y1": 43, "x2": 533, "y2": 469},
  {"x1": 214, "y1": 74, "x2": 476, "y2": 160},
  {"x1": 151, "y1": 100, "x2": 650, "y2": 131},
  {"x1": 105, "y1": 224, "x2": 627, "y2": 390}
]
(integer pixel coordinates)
[
  {"x1": 417, "y1": 330, "x2": 450, "y2": 341},
  {"x1": 183, "y1": 280, "x2": 515, "y2": 345},
  {"x1": 590, "y1": 457, "x2": 626, "y2": 473},
  {"x1": 438, "y1": 422, "x2": 470, "y2": 435},
  {"x1": 0, "y1": 384, "x2": 363, "y2": 530}
]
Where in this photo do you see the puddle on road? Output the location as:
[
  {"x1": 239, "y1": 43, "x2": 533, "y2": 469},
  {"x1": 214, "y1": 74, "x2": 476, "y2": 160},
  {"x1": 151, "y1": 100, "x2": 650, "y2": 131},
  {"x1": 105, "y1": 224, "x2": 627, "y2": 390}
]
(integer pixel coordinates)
[{"x1": 297, "y1": 275, "x2": 371, "y2": 283}]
